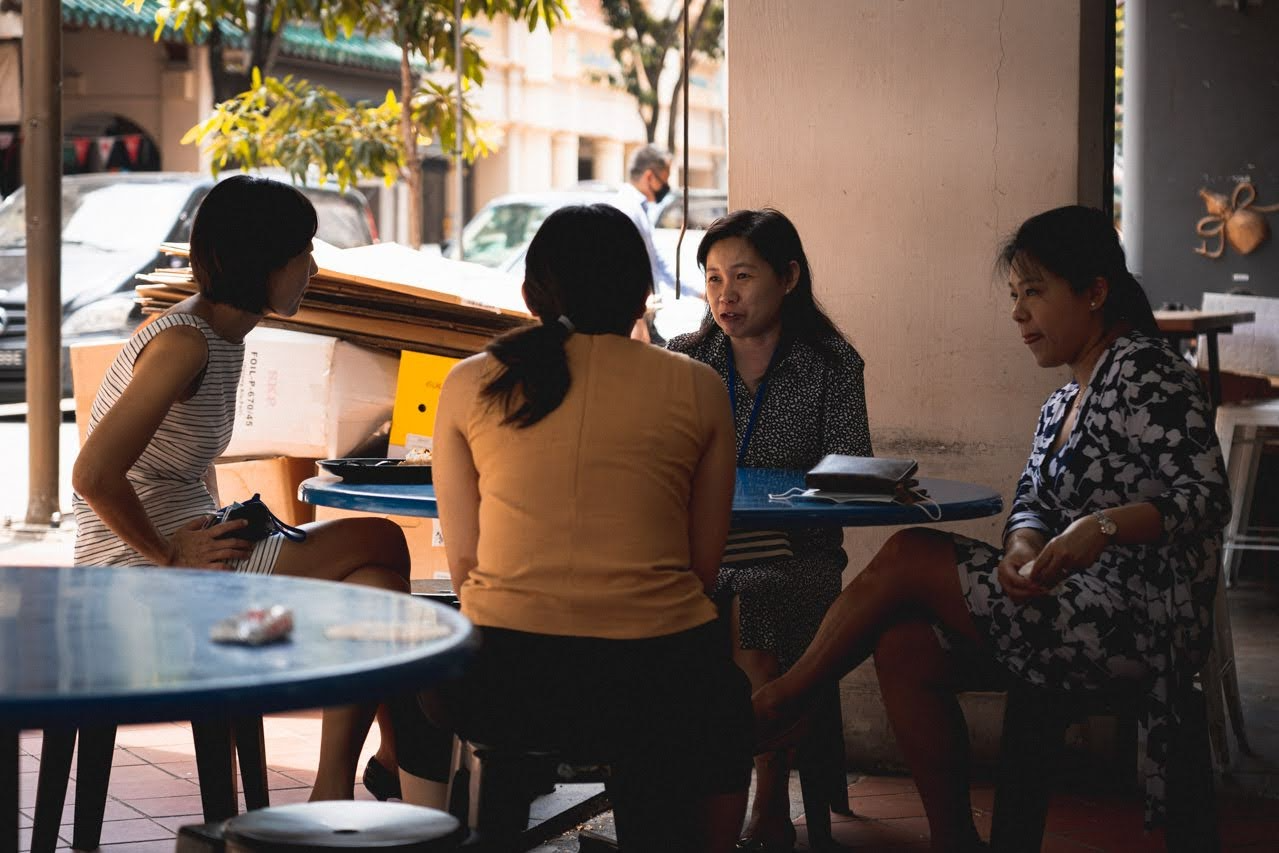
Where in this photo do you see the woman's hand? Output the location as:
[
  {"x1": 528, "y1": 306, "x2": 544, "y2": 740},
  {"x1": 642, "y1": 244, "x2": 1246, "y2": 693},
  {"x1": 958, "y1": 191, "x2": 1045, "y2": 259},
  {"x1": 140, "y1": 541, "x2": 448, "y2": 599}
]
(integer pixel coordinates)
[
  {"x1": 996, "y1": 533, "x2": 1046, "y2": 603},
  {"x1": 165, "y1": 516, "x2": 253, "y2": 569},
  {"x1": 1025, "y1": 515, "x2": 1109, "y2": 590}
]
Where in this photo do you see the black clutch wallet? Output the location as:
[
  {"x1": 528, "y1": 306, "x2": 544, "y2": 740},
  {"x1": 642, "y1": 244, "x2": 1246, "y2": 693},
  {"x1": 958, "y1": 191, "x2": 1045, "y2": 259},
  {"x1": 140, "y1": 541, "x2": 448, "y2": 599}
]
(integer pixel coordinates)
[{"x1": 804, "y1": 455, "x2": 919, "y2": 495}]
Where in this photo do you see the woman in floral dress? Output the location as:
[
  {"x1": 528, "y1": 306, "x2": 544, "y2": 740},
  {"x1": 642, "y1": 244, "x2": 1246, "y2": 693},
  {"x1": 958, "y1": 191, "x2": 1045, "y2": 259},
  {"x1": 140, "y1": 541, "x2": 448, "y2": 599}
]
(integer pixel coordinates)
[{"x1": 753, "y1": 205, "x2": 1229, "y2": 852}]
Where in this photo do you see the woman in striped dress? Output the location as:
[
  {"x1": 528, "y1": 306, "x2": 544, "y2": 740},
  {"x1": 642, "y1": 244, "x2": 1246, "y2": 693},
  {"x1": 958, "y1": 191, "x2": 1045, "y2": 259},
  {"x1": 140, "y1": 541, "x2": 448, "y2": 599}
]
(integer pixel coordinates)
[{"x1": 72, "y1": 175, "x2": 410, "y2": 801}]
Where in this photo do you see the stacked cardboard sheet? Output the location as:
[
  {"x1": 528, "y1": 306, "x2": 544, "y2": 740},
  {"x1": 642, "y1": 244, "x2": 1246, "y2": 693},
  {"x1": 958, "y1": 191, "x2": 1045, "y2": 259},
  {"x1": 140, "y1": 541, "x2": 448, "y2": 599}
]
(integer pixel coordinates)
[{"x1": 135, "y1": 240, "x2": 531, "y2": 358}]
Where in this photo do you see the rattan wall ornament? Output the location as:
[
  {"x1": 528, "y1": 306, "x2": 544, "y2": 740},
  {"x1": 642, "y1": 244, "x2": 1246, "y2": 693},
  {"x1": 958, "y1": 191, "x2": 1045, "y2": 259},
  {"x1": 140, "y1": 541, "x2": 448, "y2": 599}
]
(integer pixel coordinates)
[{"x1": 1194, "y1": 180, "x2": 1279, "y2": 259}]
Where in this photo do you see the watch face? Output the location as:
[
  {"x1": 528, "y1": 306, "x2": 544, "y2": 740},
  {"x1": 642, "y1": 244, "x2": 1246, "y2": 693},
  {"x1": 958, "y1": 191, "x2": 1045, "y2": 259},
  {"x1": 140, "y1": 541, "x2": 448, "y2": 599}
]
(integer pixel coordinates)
[{"x1": 1097, "y1": 513, "x2": 1117, "y2": 536}]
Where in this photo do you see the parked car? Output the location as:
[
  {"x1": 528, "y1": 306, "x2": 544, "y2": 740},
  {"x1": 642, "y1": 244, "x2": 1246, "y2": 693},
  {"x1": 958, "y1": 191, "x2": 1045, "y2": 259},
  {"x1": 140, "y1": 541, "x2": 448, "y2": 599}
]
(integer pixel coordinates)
[
  {"x1": 453, "y1": 187, "x2": 724, "y2": 339},
  {"x1": 0, "y1": 172, "x2": 377, "y2": 402},
  {"x1": 653, "y1": 188, "x2": 729, "y2": 230}
]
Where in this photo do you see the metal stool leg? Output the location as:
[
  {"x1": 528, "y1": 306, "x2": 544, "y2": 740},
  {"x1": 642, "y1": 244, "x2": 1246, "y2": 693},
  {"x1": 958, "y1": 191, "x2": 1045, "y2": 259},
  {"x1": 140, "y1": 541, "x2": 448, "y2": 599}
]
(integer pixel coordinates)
[{"x1": 1212, "y1": 570, "x2": 1252, "y2": 757}]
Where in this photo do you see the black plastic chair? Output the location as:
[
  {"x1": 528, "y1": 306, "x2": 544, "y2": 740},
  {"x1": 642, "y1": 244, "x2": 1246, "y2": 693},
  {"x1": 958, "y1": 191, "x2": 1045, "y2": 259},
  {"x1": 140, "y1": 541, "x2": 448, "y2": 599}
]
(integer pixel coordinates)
[
  {"x1": 31, "y1": 717, "x2": 269, "y2": 853},
  {"x1": 792, "y1": 682, "x2": 854, "y2": 850},
  {"x1": 989, "y1": 681, "x2": 1218, "y2": 853},
  {"x1": 445, "y1": 738, "x2": 613, "y2": 851}
]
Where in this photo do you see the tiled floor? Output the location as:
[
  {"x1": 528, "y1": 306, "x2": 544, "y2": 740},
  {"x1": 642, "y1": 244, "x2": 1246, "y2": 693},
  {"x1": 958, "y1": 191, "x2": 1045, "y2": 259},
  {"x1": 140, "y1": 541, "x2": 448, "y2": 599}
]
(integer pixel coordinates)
[
  {"x1": 15, "y1": 712, "x2": 382, "y2": 852},
  {"x1": 15, "y1": 709, "x2": 1279, "y2": 852},
  {"x1": 8, "y1": 526, "x2": 1279, "y2": 851}
]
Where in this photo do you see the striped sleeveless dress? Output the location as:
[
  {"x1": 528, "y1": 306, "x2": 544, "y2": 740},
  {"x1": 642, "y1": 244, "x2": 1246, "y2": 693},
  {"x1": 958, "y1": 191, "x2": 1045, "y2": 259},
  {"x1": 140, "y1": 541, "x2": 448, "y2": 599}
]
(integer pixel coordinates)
[{"x1": 73, "y1": 312, "x2": 284, "y2": 574}]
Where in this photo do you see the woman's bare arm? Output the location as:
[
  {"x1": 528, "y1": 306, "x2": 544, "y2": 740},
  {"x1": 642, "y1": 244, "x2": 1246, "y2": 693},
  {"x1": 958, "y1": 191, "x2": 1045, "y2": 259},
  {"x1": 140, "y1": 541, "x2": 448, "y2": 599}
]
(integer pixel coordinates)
[
  {"x1": 432, "y1": 356, "x2": 484, "y2": 595},
  {"x1": 73, "y1": 326, "x2": 249, "y2": 567}
]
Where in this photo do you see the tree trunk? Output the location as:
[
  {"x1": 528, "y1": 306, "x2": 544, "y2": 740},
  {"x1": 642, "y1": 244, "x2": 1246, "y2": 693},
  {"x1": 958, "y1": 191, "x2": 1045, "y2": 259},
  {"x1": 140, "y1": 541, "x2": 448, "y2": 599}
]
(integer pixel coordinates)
[
  {"x1": 401, "y1": 44, "x2": 423, "y2": 249},
  {"x1": 208, "y1": 28, "x2": 251, "y2": 104},
  {"x1": 207, "y1": 2, "x2": 283, "y2": 106},
  {"x1": 665, "y1": 70, "x2": 682, "y2": 153},
  {"x1": 665, "y1": 0, "x2": 716, "y2": 154},
  {"x1": 644, "y1": 109, "x2": 658, "y2": 144}
]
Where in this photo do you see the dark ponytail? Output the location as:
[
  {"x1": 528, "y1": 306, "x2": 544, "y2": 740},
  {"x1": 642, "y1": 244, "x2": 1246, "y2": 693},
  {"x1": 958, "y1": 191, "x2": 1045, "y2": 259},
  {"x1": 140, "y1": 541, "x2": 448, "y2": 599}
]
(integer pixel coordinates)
[
  {"x1": 480, "y1": 204, "x2": 651, "y2": 428},
  {"x1": 997, "y1": 205, "x2": 1158, "y2": 337},
  {"x1": 481, "y1": 320, "x2": 574, "y2": 429}
]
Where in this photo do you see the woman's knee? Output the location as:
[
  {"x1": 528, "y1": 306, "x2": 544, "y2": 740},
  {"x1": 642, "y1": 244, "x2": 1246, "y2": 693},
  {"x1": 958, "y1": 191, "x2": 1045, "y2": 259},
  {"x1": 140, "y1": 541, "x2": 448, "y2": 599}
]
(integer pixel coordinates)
[
  {"x1": 865, "y1": 528, "x2": 954, "y2": 588},
  {"x1": 336, "y1": 517, "x2": 410, "y2": 577}
]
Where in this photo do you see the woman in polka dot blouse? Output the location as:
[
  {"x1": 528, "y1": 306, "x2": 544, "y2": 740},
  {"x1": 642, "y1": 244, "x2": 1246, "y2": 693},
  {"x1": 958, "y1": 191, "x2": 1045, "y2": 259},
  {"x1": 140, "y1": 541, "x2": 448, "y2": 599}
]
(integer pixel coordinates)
[{"x1": 669, "y1": 207, "x2": 873, "y2": 851}]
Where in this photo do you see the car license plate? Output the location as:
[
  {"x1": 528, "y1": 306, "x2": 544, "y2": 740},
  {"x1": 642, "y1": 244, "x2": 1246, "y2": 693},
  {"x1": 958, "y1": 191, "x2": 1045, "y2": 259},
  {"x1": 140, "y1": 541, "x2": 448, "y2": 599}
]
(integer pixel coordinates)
[{"x1": 0, "y1": 350, "x2": 23, "y2": 368}]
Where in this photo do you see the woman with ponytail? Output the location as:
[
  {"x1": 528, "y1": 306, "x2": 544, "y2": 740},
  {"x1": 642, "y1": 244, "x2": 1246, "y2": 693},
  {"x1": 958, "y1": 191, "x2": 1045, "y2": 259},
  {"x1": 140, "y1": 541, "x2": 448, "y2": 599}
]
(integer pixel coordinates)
[
  {"x1": 752, "y1": 206, "x2": 1229, "y2": 850},
  {"x1": 395, "y1": 204, "x2": 752, "y2": 852}
]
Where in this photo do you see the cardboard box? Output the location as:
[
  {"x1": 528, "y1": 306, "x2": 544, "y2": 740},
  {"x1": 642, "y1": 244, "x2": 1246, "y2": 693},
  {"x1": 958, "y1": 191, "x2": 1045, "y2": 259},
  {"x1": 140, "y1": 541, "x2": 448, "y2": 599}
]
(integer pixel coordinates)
[
  {"x1": 69, "y1": 339, "x2": 127, "y2": 446},
  {"x1": 313, "y1": 504, "x2": 450, "y2": 581},
  {"x1": 389, "y1": 350, "x2": 461, "y2": 456},
  {"x1": 225, "y1": 327, "x2": 399, "y2": 459},
  {"x1": 214, "y1": 456, "x2": 318, "y2": 527}
]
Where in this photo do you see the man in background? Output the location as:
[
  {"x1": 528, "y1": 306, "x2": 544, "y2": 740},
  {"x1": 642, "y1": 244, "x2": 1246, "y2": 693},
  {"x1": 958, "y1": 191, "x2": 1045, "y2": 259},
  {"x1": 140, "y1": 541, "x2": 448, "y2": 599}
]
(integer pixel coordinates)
[{"x1": 616, "y1": 145, "x2": 677, "y2": 342}]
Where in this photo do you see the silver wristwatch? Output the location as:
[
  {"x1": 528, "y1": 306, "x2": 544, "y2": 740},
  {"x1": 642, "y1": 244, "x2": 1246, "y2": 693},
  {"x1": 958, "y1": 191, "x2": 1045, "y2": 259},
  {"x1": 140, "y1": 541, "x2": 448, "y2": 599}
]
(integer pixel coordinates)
[{"x1": 1093, "y1": 510, "x2": 1118, "y2": 539}]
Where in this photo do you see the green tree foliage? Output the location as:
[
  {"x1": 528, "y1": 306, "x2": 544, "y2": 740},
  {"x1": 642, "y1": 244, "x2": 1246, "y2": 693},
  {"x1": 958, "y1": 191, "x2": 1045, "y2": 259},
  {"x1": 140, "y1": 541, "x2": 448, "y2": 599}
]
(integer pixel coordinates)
[
  {"x1": 597, "y1": 0, "x2": 722, "y2": 149},
  {"x1": 127, "y1": 0, "x2": 567, "y2": 245}
]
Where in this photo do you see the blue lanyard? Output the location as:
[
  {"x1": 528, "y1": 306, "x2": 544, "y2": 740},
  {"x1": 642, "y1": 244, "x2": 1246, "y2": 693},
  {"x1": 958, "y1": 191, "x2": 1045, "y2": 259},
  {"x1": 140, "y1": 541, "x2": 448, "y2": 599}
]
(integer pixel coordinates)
[{"x1": 726, "y1": 344, "x2": 781, "y2": 466}]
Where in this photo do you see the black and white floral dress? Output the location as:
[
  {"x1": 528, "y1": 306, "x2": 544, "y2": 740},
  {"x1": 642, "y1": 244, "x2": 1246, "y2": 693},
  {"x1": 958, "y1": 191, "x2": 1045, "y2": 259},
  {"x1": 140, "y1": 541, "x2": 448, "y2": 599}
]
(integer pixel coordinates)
[
  {"x1": 669, "y1": 327, "x2": 873, "y2": 668},
  {"x1": 949, "y1": 330, "x2": 1229, "y2": 825}
]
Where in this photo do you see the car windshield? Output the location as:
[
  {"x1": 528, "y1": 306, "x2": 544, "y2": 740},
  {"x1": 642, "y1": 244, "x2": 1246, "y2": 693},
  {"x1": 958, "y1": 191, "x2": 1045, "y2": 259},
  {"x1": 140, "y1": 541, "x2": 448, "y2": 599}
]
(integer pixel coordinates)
[
  {"x1": 311, "y1": 194, "x2": 370, "y2": 249},
  {"x1": 459, "y1": 201, "x2": 554, "y2": 269},
  {"x1": 0, "y1": 182, "x2": 194, "y2": 252}
]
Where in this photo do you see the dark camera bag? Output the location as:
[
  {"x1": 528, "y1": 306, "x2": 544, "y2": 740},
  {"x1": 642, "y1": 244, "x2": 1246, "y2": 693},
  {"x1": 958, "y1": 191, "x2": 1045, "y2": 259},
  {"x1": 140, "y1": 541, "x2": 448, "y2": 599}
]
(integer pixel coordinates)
[{"x1": 210, "y1": 493, "x2": 308, "y2": 543}]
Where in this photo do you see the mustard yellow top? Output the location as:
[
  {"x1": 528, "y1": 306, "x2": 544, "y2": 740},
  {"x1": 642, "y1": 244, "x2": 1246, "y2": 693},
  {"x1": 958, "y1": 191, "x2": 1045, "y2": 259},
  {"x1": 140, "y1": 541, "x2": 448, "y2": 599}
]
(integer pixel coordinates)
[{"x1": 457, "y1": 333, "x2": 722, "y2": 639}]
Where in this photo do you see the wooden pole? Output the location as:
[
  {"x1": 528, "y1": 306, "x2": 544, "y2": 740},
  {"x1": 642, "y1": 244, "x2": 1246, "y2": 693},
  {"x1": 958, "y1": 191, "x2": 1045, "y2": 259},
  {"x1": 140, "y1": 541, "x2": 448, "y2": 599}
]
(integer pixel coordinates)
[{"x1": 23, "y1": 0, "x2": 63, "y2": 527}]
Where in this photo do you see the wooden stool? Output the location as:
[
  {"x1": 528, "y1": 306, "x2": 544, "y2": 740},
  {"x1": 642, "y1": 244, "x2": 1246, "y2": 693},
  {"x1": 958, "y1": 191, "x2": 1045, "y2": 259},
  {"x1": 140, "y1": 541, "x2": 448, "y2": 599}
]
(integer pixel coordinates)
[{"x1": 209, "y1": 801, "x2": 461, "y2": 852}]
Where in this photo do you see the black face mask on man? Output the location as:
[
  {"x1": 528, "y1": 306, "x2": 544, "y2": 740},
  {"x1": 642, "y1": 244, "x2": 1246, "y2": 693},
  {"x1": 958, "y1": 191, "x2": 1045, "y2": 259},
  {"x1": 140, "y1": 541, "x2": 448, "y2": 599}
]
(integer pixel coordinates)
[{"x1": 651, "y1": 172, "x2": 671, "y2": 205}]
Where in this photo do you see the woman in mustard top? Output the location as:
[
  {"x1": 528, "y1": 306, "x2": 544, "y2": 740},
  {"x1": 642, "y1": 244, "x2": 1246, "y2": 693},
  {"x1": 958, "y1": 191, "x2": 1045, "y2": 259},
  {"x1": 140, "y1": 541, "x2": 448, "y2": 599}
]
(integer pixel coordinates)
[{"x1": 397, "y1": 204, "x2": 752, "y2": 852}]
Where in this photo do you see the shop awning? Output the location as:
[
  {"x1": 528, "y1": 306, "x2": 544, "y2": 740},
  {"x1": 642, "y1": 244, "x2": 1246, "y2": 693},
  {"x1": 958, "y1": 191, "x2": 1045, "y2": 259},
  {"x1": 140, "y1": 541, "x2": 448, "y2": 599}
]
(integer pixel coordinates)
[{"x1": 61, "y1": 0, "x2": 413, "y2": 75}]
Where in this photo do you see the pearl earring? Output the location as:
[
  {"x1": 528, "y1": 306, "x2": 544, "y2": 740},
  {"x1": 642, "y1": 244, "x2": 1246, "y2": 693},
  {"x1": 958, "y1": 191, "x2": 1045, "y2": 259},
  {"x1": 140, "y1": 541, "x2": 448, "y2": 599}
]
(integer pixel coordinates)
[{"x1": 1089, "y1": 302, "x2": 1096, "y2": 309}]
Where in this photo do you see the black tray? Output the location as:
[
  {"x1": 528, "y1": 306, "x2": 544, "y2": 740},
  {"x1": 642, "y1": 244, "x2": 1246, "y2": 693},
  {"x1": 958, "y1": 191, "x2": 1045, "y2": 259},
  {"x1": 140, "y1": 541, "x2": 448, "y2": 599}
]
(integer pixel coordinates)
[{"x1": 318, "y1": 458, "x2": 433, "y2": 485}]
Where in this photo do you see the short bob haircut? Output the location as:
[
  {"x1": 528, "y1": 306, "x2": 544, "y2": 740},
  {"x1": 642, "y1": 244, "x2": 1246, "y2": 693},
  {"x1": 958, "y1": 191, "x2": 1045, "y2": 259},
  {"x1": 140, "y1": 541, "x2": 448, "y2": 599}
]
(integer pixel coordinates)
[{"x1": 189, "y1": 175, "x2": 318, "y2": 314}]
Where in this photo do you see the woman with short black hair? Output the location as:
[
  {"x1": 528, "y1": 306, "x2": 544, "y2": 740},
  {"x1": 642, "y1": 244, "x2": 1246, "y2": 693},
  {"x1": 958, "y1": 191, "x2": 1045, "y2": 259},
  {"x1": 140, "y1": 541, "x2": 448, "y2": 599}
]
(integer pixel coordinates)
[{"x1": 72, "y1": 174, "x2": 411, "y2": 801}]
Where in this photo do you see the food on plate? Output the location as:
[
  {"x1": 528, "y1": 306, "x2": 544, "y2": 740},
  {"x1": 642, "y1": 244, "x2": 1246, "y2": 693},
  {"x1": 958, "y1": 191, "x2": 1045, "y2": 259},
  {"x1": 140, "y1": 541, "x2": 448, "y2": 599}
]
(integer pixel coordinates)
[{"x1": 403, "y1": 447, "x2": 433, "y2": 465}]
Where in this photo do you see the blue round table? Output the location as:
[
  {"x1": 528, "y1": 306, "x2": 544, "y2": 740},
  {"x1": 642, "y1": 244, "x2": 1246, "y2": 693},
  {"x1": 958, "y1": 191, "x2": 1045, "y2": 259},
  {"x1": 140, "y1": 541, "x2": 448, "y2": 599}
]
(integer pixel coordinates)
[
  {"x1": 299, "y1": 468, "x2": 1004, "y2": 529},
  {"x1": 0, "y1": 565, "x2": 475, "y2": 849},
  {"x1": 298, "y1": 468, "x2": 1002, "y2": 846}
]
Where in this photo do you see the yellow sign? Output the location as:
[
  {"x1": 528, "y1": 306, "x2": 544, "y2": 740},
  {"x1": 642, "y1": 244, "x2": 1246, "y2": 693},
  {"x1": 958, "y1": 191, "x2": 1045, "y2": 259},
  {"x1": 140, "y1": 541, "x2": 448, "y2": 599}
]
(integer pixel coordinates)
[{"x1": 390, "y1": 351, "x2": 461, "y2": 451}]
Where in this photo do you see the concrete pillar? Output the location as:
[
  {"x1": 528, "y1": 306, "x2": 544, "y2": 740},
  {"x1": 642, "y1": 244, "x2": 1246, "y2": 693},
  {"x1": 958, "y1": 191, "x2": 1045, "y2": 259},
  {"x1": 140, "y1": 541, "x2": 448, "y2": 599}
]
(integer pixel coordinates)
[
  {"x1": 595, "y1": 138, "x2": 626, "y2": 185},
  {"x1": 520, "y1": 128, "x2": 552, "y2": 191},
  {"x1": 551, "y1": 133, "x2": 579, "y2": 189},
  {"x1": 1120, "y1": 0, "x2": 1144, "y2": 278}
]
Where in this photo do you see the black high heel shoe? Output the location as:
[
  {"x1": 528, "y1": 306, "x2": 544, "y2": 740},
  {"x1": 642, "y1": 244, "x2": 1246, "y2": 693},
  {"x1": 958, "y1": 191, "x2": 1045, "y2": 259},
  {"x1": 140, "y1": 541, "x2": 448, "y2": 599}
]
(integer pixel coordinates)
[{"x1": 362, "y1": 756, "x2": 402, "y2": 801}]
